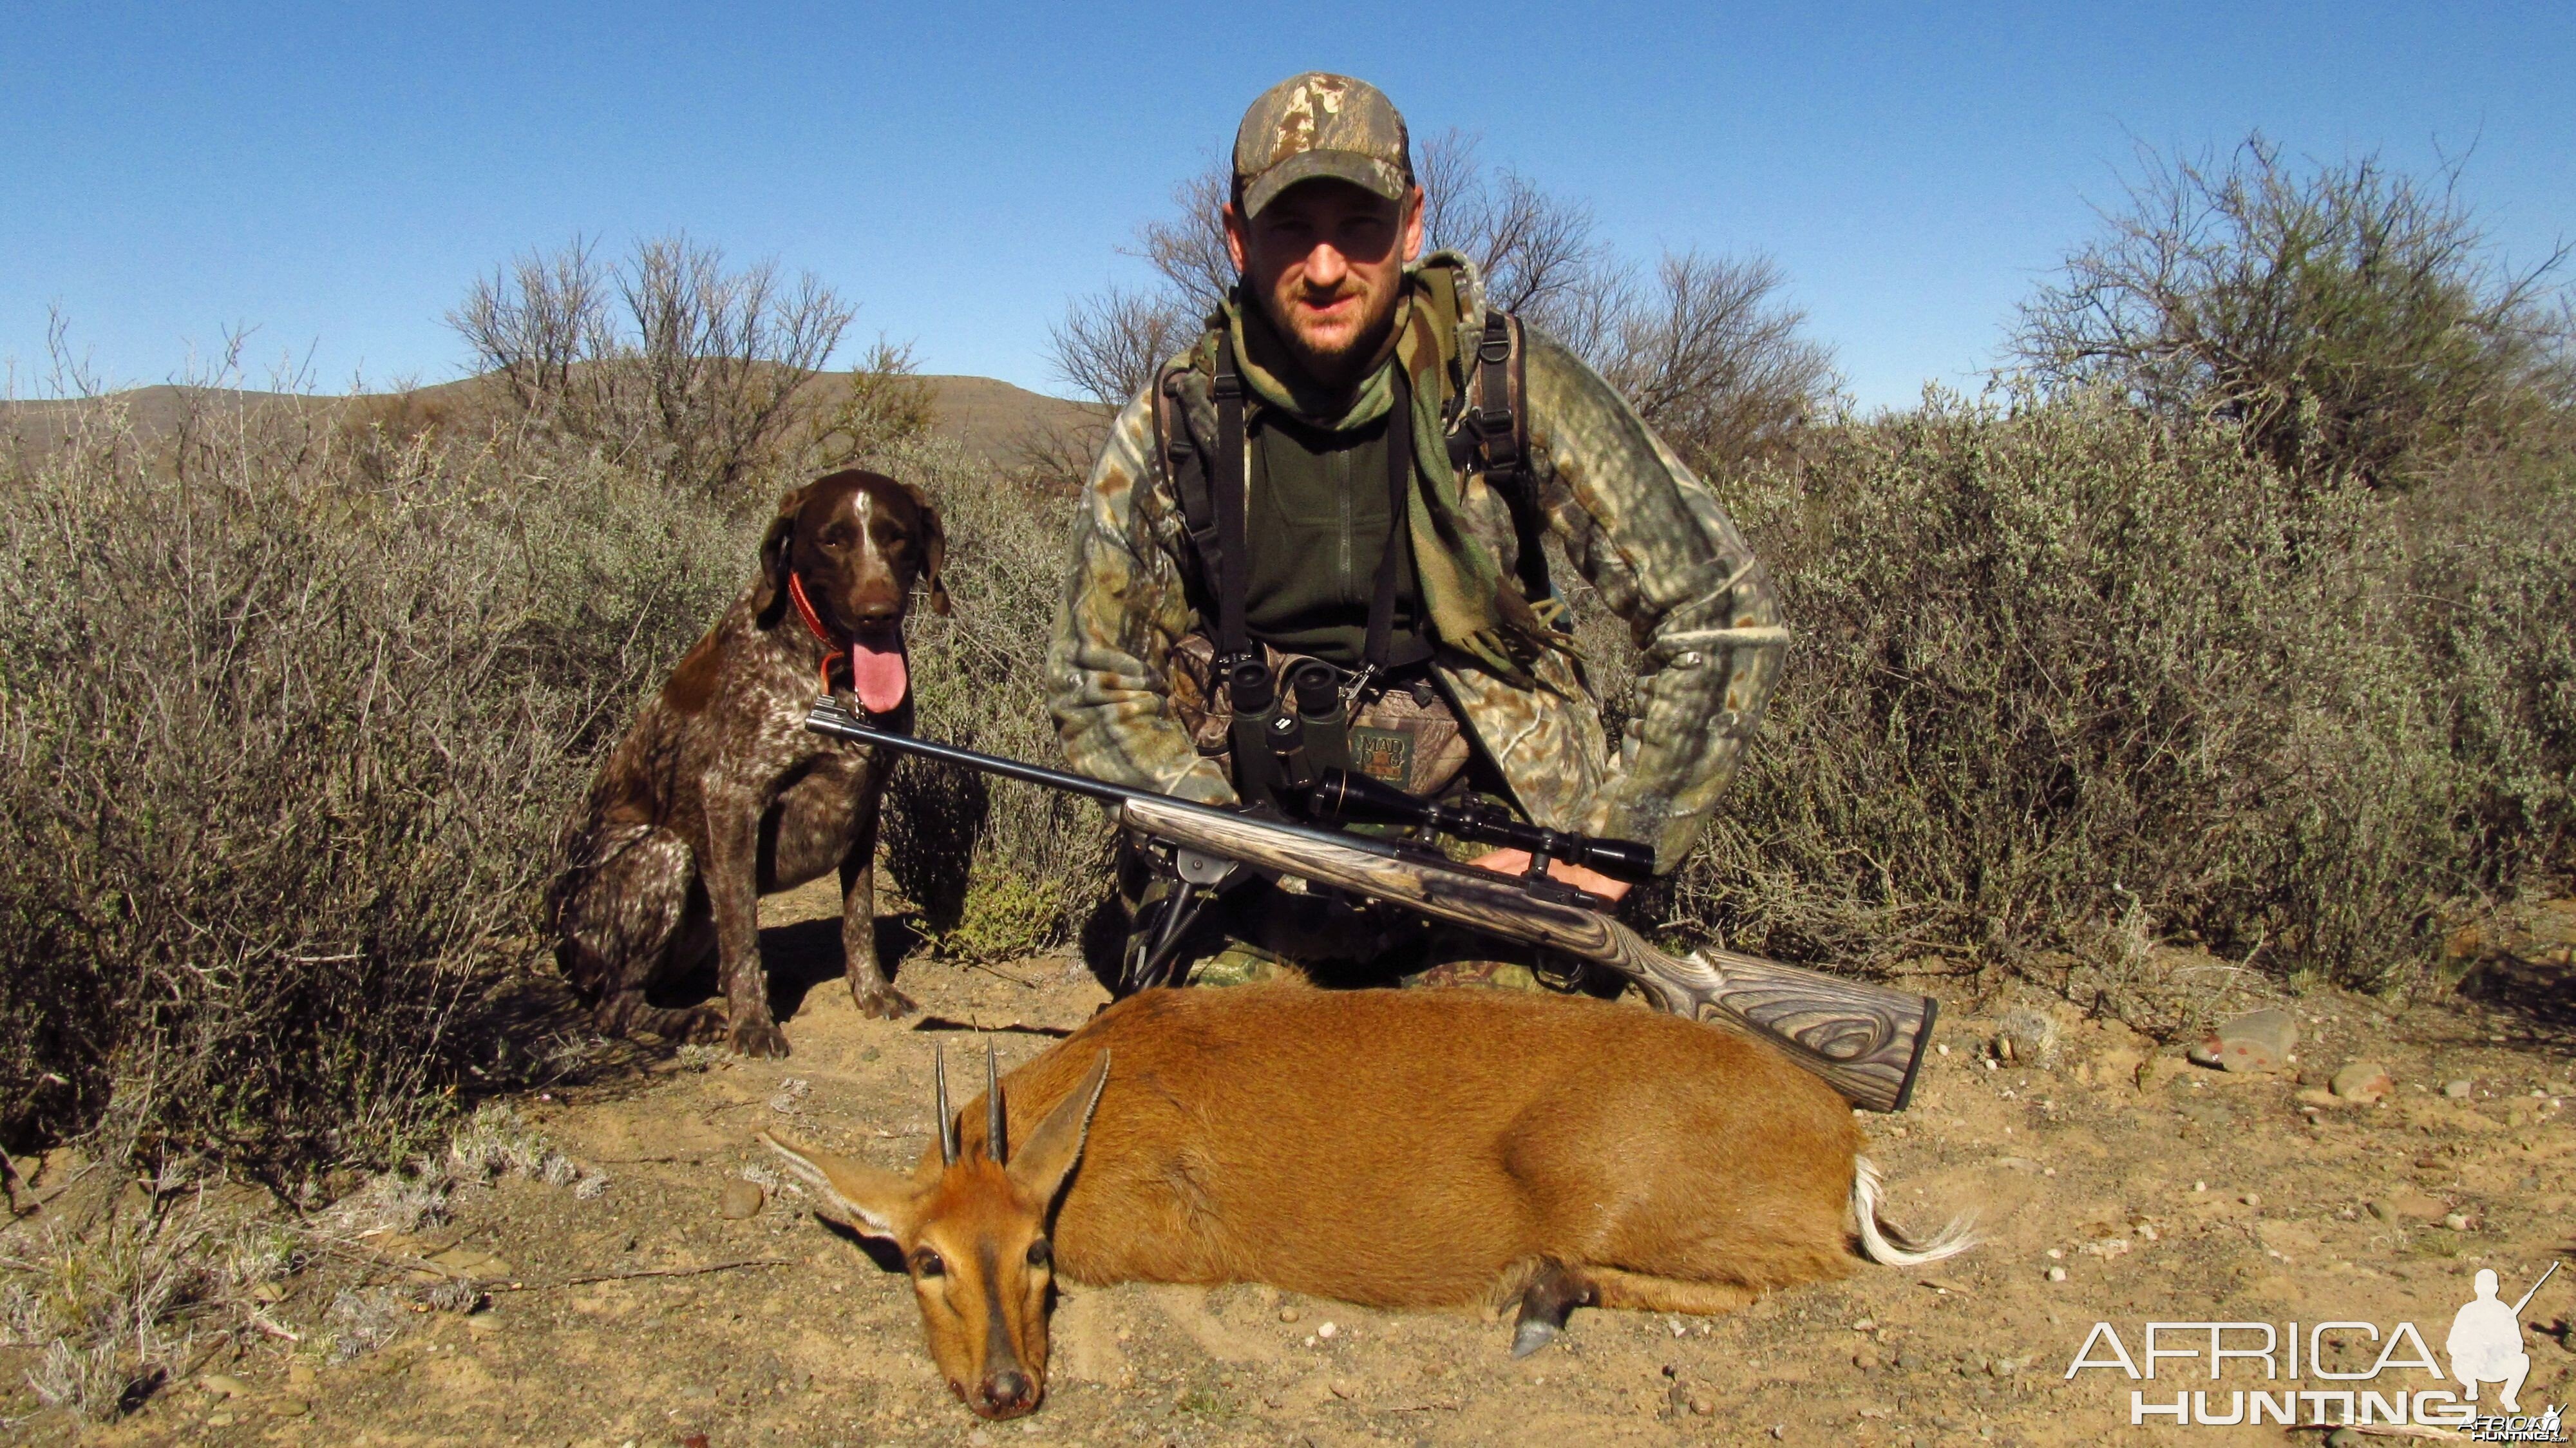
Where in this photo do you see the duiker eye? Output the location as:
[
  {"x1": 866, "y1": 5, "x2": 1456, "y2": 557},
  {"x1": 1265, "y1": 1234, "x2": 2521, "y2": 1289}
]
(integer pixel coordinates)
[
  {"x1": 1025, "y1": 1239, "x2": 1052, "y2": 1268},
  {"x1": 912, "y1": 1248, "x2": 946, "y2": 1277}
]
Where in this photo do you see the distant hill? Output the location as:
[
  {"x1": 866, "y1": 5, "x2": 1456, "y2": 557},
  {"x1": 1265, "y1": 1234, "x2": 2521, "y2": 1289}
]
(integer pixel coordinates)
[{"x1": 0, "y1": 373, "x2": 1104, "y2": 470}]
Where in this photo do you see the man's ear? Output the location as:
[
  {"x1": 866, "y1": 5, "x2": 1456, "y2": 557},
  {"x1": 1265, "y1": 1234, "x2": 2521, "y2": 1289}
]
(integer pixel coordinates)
[
  {"x1": 1005, "y1": 1053, "x2": 1110, "y2": 1206},
  {"x1": 757, "y1": 1130, "x2": 920, "y2": 1241},
  {"x1": 1222, "y1": 201, "x2": 1249, "y2": 276},
  {"x1": 750, "y1": 486, "x2": 808, "y2": 622},
  {"x1": 898, "y1": 479, "x2": 950, "y2": 616},
  {"x1": 1400, "y1": 183, "x2": 1425, "y2": 264}
]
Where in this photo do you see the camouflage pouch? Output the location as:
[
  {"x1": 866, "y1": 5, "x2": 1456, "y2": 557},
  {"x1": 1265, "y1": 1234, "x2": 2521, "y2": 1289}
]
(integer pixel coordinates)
[
  {"x1": 1168, "y1": 634, "x2": 1472, "y2": 799},
  {"x1": 1345, "y1": 678, "x2": 1470, "y2": 797}
]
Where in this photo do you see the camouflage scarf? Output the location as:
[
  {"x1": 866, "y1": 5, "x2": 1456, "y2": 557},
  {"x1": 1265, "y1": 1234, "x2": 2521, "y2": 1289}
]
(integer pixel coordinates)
[{"x1": 1217, "y1": 260, "x2": 1560, "y2": 684}]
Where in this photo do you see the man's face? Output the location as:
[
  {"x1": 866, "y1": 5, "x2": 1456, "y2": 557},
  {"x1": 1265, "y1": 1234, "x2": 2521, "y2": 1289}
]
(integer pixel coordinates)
[{"x1": 1225, "y1": 177, "x2": 1425, "y2": 388}]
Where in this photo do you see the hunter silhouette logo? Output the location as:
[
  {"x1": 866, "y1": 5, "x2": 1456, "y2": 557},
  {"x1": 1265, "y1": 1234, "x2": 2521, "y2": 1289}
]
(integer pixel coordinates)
[
  {"x1": 2063, "y1": 1261, "x2": 2566, "y2": 1438},
  {"x1": 2452, "y1": 1264, "x2": 2553, "y2": 1415}
]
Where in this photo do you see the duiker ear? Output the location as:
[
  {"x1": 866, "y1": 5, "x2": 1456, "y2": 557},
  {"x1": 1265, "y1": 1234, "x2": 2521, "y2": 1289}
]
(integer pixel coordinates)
[
  {"x1": 898, "y1": 479, "x2": 950, "y2": 616},
  {"x1": 750, "y1": 487, "x2": 808, "y2": 622},
  {"x1": 757, "y1": 1129, "x2": 920, "y2": 1239},
  {"x1": 1005, "y1": 1053, "x2": 1110, "y2": 1205}
]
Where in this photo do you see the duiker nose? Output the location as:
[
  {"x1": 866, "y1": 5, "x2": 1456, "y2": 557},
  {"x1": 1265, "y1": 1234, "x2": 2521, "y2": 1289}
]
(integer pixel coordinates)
[{"x1": 978, "y1": 1368, "x2": 1035, "y2": 1414}]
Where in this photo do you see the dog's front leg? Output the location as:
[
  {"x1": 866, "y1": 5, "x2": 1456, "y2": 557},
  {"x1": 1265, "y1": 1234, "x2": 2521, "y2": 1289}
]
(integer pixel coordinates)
[
  {"x1": 704, "y1": 788, "x2": 791, "y2": 1058},
  {"x1": 840, "y1": 757, "x2": 914, "y2": 1019}
]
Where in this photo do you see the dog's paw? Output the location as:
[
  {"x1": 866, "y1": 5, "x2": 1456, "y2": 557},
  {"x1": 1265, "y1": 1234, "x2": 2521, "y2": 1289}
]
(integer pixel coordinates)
[
  {"x1": 851, "y1": 982, "x2": 916, "y2": 1020},
  {"x1": 728, "y1": 1018, "x2": 791, "y2": 1058}
]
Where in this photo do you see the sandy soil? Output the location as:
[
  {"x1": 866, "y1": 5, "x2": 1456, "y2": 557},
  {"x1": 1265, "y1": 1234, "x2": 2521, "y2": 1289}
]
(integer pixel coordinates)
[{"x1": 26, "y1": 889, "x2": 2576, "y2": 1448}]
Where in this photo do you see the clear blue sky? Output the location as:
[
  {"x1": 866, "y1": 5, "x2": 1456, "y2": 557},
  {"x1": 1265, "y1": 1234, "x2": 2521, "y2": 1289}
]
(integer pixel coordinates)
[{"x1": 5, "y1": 2, "x2": 2570, "y2": 409}]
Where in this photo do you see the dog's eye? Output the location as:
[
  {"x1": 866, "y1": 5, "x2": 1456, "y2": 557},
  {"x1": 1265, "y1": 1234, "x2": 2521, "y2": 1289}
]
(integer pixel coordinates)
[
  {"x1": 912, "y1": 1248, "x2": 946, "y2": 1277},
  {"x1": 1025, "y1": 1238, "x2": 1052, "y2": 1268}
]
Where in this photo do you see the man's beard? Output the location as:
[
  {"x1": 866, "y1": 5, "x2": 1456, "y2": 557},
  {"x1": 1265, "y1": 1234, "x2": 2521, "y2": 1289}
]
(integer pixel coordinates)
[{"x1": 1270, "y1": 281, "x2": 1401, "y2": 383}]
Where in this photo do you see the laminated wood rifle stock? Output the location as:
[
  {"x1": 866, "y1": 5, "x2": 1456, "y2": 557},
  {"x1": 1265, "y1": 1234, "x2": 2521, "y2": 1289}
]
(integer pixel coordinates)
[{"x1": 806, "y1": 699, "x2": 1935, "y2": 1112}]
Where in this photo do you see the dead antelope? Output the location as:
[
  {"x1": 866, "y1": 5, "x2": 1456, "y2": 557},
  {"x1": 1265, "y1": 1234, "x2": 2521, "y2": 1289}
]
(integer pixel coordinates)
[{"x1": 760, "y1": 984, "x2": 1972, "y2": 1420}]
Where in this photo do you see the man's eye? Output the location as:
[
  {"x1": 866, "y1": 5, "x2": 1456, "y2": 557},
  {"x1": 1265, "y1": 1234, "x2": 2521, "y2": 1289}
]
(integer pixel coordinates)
[{"x1": 913, "y1": 1249, "x2": 945, "y2": 1277}]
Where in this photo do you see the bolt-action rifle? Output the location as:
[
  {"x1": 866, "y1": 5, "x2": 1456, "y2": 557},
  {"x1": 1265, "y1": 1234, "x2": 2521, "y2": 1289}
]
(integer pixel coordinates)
[{"x1": 806, "y1": 697, "x2": 1935, "y2": 1112}]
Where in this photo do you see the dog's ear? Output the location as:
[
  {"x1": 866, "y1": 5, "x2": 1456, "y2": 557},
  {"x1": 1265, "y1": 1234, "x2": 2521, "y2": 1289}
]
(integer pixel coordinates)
[
  {"x1": 898, "y1": 479, "x2": 951, "y2": 617},
  {"x1": 752, "y1": 486, "x2": 808, "y2": 622}
]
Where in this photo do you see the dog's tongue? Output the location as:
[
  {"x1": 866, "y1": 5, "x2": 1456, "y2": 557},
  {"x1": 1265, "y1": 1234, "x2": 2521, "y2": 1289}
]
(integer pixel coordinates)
[{"x1": 849, "y1": 634, "x2": 909, "y2": 716}]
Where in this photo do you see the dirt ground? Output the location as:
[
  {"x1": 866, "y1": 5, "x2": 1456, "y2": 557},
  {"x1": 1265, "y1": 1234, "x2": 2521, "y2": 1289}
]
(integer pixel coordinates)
[{"x1": 18, "y1": 888, "x2": 2576, "y2": 1447}]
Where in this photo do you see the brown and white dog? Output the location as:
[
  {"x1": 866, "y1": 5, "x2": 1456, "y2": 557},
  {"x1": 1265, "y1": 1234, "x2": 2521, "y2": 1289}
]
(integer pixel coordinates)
[{"x1": 547, "y1": 469, "x2": 947, "y2": 1056}]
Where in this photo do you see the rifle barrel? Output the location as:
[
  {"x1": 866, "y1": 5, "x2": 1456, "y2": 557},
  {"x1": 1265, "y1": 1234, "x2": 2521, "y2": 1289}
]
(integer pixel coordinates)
[
  {"x1": 808, "y1": 700, "x2": 1139, "y2": 807},
  {"x1": 806, "y1": 698, "x2": 1420, "y2": 862}
]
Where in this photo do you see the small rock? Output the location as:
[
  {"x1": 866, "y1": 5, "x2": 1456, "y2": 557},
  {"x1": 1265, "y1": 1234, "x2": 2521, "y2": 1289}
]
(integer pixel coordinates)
[
  {"x1": 1853, "y1": 1349, "x2": 1882, "y2": 1371},
  {"x1": 199, "y1": 1373, "x2": 251, "y2": 1399},
  {"x1": 2330, "y1": 1062, "x2": 2394, "y2": 1103},
  {"x1": 2443, "y1": 1212, "x2": 2471, "y2": 1231},
  {"x1": 2047, "y1": 1266, "x2": 2069, "y2": 1282},
  {"x1": 2240, "y1": 1192, "x2": 2261, "y2": 1207},
  {"x1": 1852, "y1": 1317, "x2": 1877, "y2": 1332},
  {"x1": 1994, "y1": 1009, "x2": 2060, "y2": 1069},
  {"x1": 718, "y1": 1179, "x2": 764, "y2": 1220},
  {"x1": 1688, "y1": 1393, "x2": 1717, "y2": 1416},
  {"x1": 2443, "y1": 1079, "x2": 2473, "y2": 1099},
  {"x1": 2190, "y1": 1008, "x2": 2297, "y2": 1074},
  {"x1": 1279, "y1": 1306, "x2": 1300, "y2": 1323},
  {"x1": 1316, "y1": 1320, "x2": 1339, "y2": 1339},
  {"x1": 969, "y1": 1431, "x2": 994, "y2": 1447},
  {"x1": 269, "y1": 1398, "x2": 310, "y2": 1418},
  {"x1": 1328, "y1": 1377, "x2": 1359, "y2": 1399}
]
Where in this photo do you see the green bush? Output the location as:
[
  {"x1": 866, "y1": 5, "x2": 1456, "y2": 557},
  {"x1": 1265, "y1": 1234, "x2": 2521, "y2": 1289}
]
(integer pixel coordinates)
[{"x1": 1668, "y1": 391, "x2": 2566, "y2": 1005}]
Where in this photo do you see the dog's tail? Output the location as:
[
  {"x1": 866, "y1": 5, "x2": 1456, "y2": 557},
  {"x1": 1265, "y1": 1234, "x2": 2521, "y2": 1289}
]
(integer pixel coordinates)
[{"x1": 1851, "y1": 1157, "x2": 1977, "y2": 1267}]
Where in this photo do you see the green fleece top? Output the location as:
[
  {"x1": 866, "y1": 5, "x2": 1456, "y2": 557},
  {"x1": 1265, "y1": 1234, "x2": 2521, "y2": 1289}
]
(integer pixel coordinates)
[{"x1": 1239, "y1": 406, "x2": 1426, "y2": 669}]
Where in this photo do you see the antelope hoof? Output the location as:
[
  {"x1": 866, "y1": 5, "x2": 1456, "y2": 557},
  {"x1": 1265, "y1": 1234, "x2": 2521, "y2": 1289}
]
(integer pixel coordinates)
[
  {"x1": 851, "y1": 981, "x2": 915, "y2": 1020},
  {"x1": 730, "y1": 1017, "x2": 791, "y2": 1058},
  {"x1": 1510, "y1": 1318, "x2": 1559, "y2": 1358}
]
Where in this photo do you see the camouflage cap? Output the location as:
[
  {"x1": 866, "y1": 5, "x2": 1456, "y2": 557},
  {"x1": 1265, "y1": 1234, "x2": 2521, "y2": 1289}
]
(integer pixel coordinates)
[{"x1": 1232, "y1": 73, "x2": 1412, "y2": 218}]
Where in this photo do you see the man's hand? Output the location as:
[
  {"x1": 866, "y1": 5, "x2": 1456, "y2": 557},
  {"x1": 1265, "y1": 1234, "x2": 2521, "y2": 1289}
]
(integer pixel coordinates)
[{"x1": 1466, "y1": 848, "x2": 1632, "y2": 903}]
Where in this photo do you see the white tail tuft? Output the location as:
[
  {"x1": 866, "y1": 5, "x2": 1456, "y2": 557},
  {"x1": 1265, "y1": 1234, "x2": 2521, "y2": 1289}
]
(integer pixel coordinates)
[{"x1": 1850, "y1": 1157, "x2": 1977, "y2": 1267}]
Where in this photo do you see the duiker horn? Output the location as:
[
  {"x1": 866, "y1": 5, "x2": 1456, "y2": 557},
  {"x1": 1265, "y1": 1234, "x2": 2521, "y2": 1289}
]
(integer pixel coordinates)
[
  {"x1": 987, "y1": 1043, "x2": 1008, "y2": 1164},
  {"x1": 934, "y1": 1041, "x2": 960, "y2": 1166}
]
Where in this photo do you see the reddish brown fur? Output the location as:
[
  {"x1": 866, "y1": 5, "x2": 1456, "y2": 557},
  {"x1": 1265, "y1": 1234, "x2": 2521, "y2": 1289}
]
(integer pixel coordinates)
[
  {"x1": 545, "y1": 468, "x2": 947, "y2": 1054},
  {"x1": 766, "y1": 985, "x2": 1943, "y2": 1421},
  {"x1": 984, "y1": 987, "x2": 1862, "y2": 1309}
]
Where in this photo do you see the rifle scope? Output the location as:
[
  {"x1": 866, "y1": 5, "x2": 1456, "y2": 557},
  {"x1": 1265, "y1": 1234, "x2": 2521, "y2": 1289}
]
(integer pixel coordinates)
[{"x1": 1301, "y1": 769, "x2": 1658, "y2": 884}]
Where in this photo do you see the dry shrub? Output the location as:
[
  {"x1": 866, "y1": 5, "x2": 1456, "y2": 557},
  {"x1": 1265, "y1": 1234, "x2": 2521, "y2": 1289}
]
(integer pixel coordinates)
[
  {"x1": 447, "y1": 233, "x2": 889, "y2": 499},
  {"x1": 1669, "y1": 390, "x2": 2566, "y2": 1002},
  {"x1": 876, "y1": 436, "x2": 1117, "y2": 961},
  {"x1": 2014, "y1": 136, "x2": 2568, "y2": 488},
  {"x1": 1, "y1": 1189, "x2": 292, "y2": 1422},
  {"x1": 0, "y1": 385, "x2": 750, "y2": 1174}
]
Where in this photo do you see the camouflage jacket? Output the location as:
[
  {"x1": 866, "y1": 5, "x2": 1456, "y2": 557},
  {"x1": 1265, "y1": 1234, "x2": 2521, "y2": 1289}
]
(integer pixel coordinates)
[{"x1": 1043, "y1": 256, "x2": 1785, "y2": 872}]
